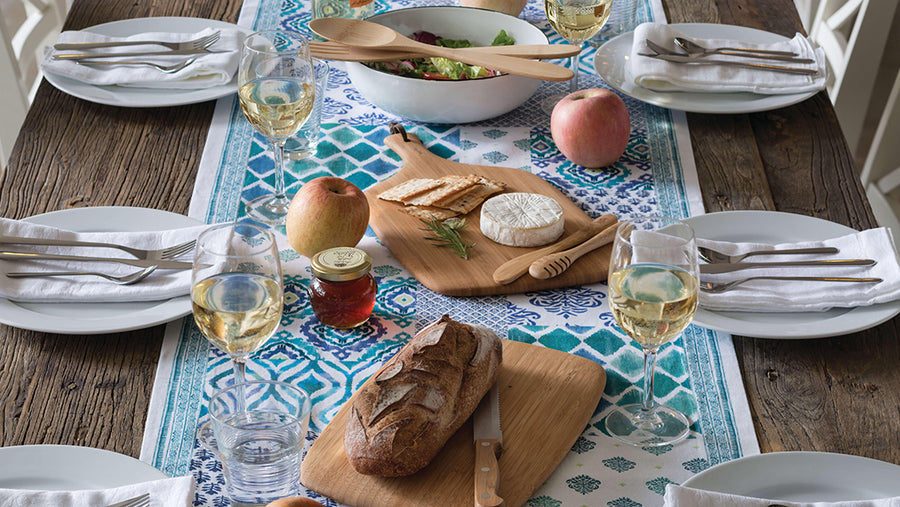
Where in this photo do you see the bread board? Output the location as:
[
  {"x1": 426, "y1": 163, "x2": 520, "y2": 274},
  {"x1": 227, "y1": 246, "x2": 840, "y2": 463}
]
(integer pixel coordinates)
[
  {"x1": 365, "y1": 128, "x2": 614, "y2": 296},
  {"x1": 300, "y1": 340, "x2": 607, "y2": 507}
]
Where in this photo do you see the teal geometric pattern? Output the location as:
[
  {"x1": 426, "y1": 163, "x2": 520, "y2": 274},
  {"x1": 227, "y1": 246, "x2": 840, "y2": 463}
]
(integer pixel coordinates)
[{"x1": 145, "y1": 0, "x2": 755, "y2": 505}]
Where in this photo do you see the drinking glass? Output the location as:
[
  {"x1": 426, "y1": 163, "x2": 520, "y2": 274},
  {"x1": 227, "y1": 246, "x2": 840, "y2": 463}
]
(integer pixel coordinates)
[
  {"x1": 284, "y1": 57, "x2": 330, "y2": 161},
  {"x1": 542, "y1": 0, "x2": 614, "y2": 113},
  {"x1": 604, "y1": 216, "x2": 699, "y2": 446},
  {"x1": 191, "y1": 222, "x2": 284, "y2": 386},
  {"x1": 200, "y1": 380, "x2": 311, "y2": 505},
  {"x1": 239, "y1": 31, "x2": 316, "y2": 225}
]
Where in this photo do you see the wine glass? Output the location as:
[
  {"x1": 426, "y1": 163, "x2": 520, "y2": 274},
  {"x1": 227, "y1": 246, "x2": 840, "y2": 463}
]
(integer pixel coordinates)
[
  {"x1": 604, "y1": 216, "x2": 699, "y2": 446},
  {"x1": 542, "y1": 0, "x2": 614, "y2": 113},
  {"x1": 239, "y1": 31, "x2": 316, "y2": 225},
  {"x1": 191, "y1": 222, "x2": 284, "y2": 386}
]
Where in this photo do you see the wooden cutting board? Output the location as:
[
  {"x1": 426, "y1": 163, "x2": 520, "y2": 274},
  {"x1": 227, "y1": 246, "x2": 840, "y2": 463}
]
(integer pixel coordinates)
[
  {"x1": 300, "y1": 340, "x2": 606, "y2": 507},
  {"x1": 365, "y1": 128, "x2": 614, "y2": 296}
]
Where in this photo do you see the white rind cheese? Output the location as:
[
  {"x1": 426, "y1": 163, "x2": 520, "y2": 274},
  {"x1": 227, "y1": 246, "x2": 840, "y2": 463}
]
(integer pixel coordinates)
[{"x1": 480, "y1": 193, "x2": 565, "y2": 247}]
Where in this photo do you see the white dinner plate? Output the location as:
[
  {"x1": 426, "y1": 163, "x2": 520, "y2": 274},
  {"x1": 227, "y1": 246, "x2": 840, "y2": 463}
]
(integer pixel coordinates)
[
  {"x1": 686, "y1": 211, "x2": 900, "y2": 339},
  {"x1": 0, "y1": 206, "x2": 201, "y2": 334},
  {"x1": 43, "y1": 17, "x2": 247, "y2": 107},
  {"x1": 682, "y1": 451, "x2": 900, "y2": 502},
  {"x1": 594, "y1": 23, "x2": 819, "y2": 113},
  {"x1": 0, "y1": 445, "x2": 166, "y2": 490}
]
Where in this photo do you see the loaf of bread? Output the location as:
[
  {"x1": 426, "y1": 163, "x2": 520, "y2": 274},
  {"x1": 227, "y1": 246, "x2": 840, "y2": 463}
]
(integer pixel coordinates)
[{"x1": 343, "y1": 315, "x2": 503, "y2": 477}]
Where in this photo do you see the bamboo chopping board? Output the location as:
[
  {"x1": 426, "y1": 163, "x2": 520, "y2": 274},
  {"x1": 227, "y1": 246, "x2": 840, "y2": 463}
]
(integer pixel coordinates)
[
  {"x1": 300, "y1": 340, "x2": 606, "y2": 507},
  {"x1": 365, "y1": 128, "x2": 614, "y2": 296}
]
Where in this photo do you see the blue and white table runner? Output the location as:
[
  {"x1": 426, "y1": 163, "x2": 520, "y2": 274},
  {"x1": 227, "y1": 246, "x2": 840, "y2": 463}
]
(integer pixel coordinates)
[{"x1": 141, "y1": 0, "x2": 759, "y2": 505}]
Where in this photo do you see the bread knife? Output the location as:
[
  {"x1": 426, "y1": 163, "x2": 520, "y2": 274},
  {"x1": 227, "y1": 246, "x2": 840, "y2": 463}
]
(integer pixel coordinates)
[
  {"x1": 700, "y1": 258, "x2": 876, "y2": 274},
  {"x1": 473, "y1": 382, "x2": 503, "y2": 507},
  {"x1": 0, "y1": 251, "x2": 193, "y2": 269}
]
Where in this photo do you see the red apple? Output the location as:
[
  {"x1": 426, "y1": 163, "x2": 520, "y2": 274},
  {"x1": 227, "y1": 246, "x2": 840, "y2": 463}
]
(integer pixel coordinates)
[
  {"x1": 550, "y1": 88, "x2": 630, "y2": 168},
  {"x1": 285, "y1": 177, "x2": 370, "y2": 258}
]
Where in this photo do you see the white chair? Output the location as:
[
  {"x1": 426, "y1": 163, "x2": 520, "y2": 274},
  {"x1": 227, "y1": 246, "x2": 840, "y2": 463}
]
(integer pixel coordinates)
[
  {"x1": 808, "y1": 0, "x2": 898, "y2": 155},
  {"x1": 860, "y1": 68, "x2": 900, "y2": 234},
  {"x1": 794, "y1": 0, "x2": 821, "y2": 31},
  {"x1": 0, "y1": 0, "x2": 68, "y2": 167}
]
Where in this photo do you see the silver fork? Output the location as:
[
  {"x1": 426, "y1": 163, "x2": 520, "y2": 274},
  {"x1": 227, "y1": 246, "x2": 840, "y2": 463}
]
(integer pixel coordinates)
[
  {"x1": 76, "y1": 57, "x2": 197, "y2": 73},
  {"x1": 698, "y1": 245, "x2": 839, "y2": 264},
  {"x1": 6, "y1": 266, "x2": 158, "y2": 285},
  {"x1": 700, "y1": 276, "x2": 882, "y2": 293},
  {"x1": 104, "y1": 492, "x2": 150, "y2": 507},
  {"x1": 0, "y1": 235, "x2": 196, "y2": 260},
  {"x1": 54, "y1": 30, "x2": 220, "y2": 51}
]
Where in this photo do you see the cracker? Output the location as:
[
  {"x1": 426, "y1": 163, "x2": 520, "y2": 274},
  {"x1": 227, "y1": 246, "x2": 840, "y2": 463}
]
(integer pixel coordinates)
[
  {"x1": 403, "y1": 205, "x2": 460, "y2": 221},
  {"x1": 406, "y1": 175, "x2": 481, "y2": 207},
  {"x1": 378, "y1": 178, "x2": 444, "y2": 203},
  {"x1": 439, "y1": 177, "x2": 506, "y2": 213}
]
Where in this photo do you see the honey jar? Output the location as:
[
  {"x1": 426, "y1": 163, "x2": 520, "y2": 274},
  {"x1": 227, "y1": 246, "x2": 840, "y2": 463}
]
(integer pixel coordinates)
[{"x1": 308, "y1": 247, "x2": 377, "y2": 329}]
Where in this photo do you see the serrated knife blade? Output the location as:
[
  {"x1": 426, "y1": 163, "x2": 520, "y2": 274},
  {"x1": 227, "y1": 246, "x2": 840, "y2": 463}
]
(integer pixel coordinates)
[{"x1": 473, "y1": 382, "x2": 503, "y2": 507}]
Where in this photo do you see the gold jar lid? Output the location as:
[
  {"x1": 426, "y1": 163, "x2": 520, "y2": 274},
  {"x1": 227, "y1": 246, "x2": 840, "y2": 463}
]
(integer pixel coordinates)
[{"x1": 310, "y1": 247, "x2": 372, "y2": 282}]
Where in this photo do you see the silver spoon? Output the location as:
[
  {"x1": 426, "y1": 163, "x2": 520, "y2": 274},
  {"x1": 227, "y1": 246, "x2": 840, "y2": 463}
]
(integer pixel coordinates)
[
  {"x1": 75, "y1": 57, "x2": 197, "y2": 73},
  {"x1": 700, "y1": 276, "x2": 882, "y2": 293},
  {"x1": 6, "y1": 266, "x2": 158, "y2": 285},
  {"x1": 673, "y1": 37, "x2": 814, "y2": 63},
  {"x1": 698, "y1": 245, "x2": 839, "y2": 264}
]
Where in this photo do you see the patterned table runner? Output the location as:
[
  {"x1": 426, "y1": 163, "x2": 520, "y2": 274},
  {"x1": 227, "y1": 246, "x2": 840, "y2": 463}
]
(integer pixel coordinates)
[{"x1": 141, "y1": 0, "x2": 759, "y2": 505}]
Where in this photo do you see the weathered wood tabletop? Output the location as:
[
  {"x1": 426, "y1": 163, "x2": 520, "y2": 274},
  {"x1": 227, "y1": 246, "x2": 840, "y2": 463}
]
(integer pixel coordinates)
[{"x1": 1, "y1": 0, "x2": 897, "y2": 484}]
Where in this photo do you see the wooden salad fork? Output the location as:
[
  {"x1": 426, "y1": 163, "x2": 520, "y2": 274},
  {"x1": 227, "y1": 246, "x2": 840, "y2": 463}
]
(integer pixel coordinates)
[
  {"x1": 309, "y1": 17, "x2": 574, "y2": 81},
  {"x1": 308, "y1": 40, "x2": 582, "y2": 62}
]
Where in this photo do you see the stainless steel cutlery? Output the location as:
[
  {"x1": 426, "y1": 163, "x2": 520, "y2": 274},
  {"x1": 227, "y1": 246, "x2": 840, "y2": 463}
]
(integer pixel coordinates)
[
  {"x1": 642, "y1": 39, "x2": 819, "y2": 75},
  {"x1": 698, "y1": 245, "x2": 839, "y2": 264},
  {"x1": 0, "y1": 235, "x2": 195, "y2": 260},
  {"x1": 672, "y1": 36, "x2": 813, "y2": 63},
  {"x1": 701, "y1": 276, "x2": 883, "y2": 293},
  {"x1": 54, "y1": 30, "x2": 220, "y2": 51},
  {"x1": 700, "y1": 259, "x2": 875, "y2": 274},
  {"x1": 53, "y1": 48, "x2": 223, "y2": 60},
  {"x1": 6, "y1": 266, "x2": 159, "y2": 285},
  {"x1": 0, "y1": 251, "x2": 193, "y2": 269}
]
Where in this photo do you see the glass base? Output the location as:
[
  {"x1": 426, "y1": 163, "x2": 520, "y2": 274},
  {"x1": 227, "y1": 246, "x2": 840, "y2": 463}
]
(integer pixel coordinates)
[
  {"x1": 605, "y1": 403, "x2": 690, "y2": 447},
  {"x1": 245, "y1": 194, "x2": 293, "y2": 226},
  {"x1": 541, "y1": 92, "x2": 568, "y2": 115}
]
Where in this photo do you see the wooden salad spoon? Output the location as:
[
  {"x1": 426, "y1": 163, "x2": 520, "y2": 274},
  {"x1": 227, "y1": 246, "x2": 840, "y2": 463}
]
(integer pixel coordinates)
[
  {"x1": 309, "y1": 40, "x2": 582, "y2": 62},
  {"x1": 309, "y1": 17, "x2": 574, "y2": 81}
]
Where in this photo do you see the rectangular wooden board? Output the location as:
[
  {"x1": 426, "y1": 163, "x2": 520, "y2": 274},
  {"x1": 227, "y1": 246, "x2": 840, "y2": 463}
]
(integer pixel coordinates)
[
  {"x1": 300, "y1": 340, "x2": 607, "y2": 507},
  {"x1": 365, "y1": 129, "x2": 614, "y2": 296}
]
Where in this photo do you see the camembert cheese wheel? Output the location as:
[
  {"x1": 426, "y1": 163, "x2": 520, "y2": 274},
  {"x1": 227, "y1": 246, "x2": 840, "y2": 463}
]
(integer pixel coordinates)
[{"x1": 480, "y1": 193, "x2": 565, "y2": 247}]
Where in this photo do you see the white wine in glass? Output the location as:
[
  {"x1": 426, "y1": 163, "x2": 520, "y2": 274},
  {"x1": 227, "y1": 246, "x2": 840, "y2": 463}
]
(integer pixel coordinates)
[
  {"x1": 239, "y1": 31, "x2": 316, "y2": 225},
  {"x1": 542, "y1": 0, "x2": 614, "y2": 113},
  {"x1": 605, "y1": 216, "x2": 699, "y2": 446},
  {"x1": 191, "y1": 222, "x2": 284, "y2": 386}
]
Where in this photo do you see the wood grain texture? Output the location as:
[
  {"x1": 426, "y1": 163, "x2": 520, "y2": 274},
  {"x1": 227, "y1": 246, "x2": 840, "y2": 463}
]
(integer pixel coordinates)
[
  {"x1": 300, "y1": 340, "x2": 606, "y2": 507},
  {"x1": 0, "y1": 0, "x2": 242, "y2": 458}
]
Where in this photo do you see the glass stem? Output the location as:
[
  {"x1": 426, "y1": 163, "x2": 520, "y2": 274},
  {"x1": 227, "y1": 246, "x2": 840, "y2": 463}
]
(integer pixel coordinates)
[
  {"x1": 640, "y1": 347, "x2": 658, "y2": 413},
  {"x1": 569, "y1": 47, "x2": 582, "y2": 94},
  {"x1": 270, "y1": 139, "x2": 288, "y2": 206},
  {"x1": 232, "y1": 357, "x2": 247, "y2": 409}
]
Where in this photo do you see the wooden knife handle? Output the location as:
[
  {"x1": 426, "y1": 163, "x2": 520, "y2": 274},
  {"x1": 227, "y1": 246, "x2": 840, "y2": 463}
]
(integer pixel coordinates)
[
  {"x1": 474, "y1": 438, "x2": 503, "y2": 507},
  {"x1": 529, "y1": 222, "x2": 619, "y2": 280},
  {"x1": 492, "y1": 214, "x2": 617, "y2": 285}
]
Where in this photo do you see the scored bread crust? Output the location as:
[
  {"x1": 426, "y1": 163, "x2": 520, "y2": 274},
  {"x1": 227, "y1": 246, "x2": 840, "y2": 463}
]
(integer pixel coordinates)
[{"x1": 343, "y1": 315, "x2": 503, "y2": 477}]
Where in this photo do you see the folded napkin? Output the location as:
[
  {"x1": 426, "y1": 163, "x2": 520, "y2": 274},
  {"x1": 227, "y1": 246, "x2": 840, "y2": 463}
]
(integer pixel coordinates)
[
  {"x1": 40, "y1": 28, "x2": 243, "y2": 89},
  {"x1": 0, "y1": 217, "x2": 208, "y2": 303},
  {"x1": 0, "y1": 475, "x2": 194, "y2": 506},
  {"x1": 699, "y1": 227, "x2": 900, "y2": 312},
  {"x1": 665, "y1": 484, "x2": 900, "y2": 506},
  {"x1": 628, "y1": 22, "x2": 827, "y2": 94}
]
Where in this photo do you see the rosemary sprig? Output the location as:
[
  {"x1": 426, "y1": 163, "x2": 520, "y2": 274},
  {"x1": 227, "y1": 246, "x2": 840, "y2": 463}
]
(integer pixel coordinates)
[{"x1": 418, "y1": 216, "x2": 475, "y2": 260}]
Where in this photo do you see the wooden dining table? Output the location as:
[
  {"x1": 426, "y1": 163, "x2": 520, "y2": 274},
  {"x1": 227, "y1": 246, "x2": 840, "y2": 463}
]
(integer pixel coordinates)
[{"x1": 1, "y1": 0, "x2": 898, "y2": 493}]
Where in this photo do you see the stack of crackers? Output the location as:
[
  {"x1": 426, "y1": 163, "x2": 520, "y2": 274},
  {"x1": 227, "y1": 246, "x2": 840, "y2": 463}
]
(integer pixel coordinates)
[{"x1": 378, "y1": 174, "x2": 506, "y2": 220}]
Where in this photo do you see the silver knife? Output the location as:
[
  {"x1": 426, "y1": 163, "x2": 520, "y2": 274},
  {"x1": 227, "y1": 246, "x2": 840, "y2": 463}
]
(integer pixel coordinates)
[
  {"x1": 473, "y1": 382, "x2": 503, "y2": 507},
  {"x1": 0, "y1": 251, "x2": 192, "y2": 269},
  {"x1": 701, "y1": 259, "x2": 876, "y2": 274},
  {"x1": 639, "y1": 52, "x2": 819, "y2": 75},
  {"x1": 52, "y1": 48, "x2": 224, "y2": 60}
]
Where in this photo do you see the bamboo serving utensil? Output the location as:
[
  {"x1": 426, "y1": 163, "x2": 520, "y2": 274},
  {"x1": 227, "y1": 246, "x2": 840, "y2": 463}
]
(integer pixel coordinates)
[
  {"x1": 529, "y1": 221, "x2": 619, "y2": 279},
  {"x1": 492, "y1": 214, "x2": 617, "y2": 285},
  {"x1": 309, "y1": 40, "x2": 583, "y2": 62},
  {"x1": 309, "y1": 17, "x2": 574, "y2": 81}
]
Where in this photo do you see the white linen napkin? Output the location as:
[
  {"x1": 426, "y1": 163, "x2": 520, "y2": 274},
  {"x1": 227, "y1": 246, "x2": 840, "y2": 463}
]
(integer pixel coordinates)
[
  {"x1": 627, "y1": 22, "x2": 827, "y2": 94},
  {"x1": 40, "y1": 28, "x2": 243, "y2": 89},
  {"x1": 0, "y1": 217, "x2": 208, "y2": 303},
  {"x1": 0, "y1": 475, "x2": 194, "y2": 506},
  {"x1": 665, "y1": 484, "x2": 900, "y2": 506},
  {"x1": 698, "y1": 227, "x2": 900, "y2": 312}
]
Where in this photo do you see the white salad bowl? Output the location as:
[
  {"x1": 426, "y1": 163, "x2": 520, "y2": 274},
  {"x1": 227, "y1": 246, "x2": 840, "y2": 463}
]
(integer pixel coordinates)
[{"x1": 345, "y1": 6, "x2": 549, "y2": 124}]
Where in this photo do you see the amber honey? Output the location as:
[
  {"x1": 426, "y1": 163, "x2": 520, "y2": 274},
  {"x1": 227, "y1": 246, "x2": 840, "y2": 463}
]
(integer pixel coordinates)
[{"x1": 308, "y1": 247, "x2": 377, "y2": 329}]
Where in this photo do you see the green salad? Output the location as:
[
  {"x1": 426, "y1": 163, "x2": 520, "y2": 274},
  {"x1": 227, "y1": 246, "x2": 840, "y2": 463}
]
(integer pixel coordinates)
[{"x1": 365, "y1": 30, "x2": 515, "y2": 80}]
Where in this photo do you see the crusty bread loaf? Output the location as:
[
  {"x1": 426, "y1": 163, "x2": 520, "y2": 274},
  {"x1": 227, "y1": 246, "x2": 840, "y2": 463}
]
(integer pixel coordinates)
[{"x1": 343, "y1": 315, "x2": 503, "y2": 477}]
